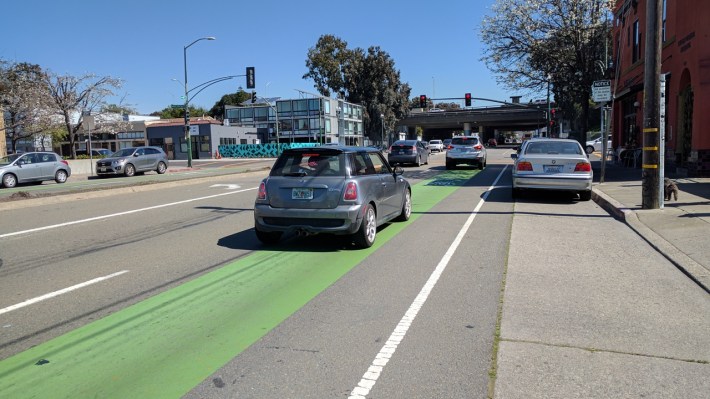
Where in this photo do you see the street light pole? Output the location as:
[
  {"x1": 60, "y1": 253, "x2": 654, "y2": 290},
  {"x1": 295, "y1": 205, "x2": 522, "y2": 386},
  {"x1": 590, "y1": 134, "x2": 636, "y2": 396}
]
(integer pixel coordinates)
[
  {"x1": 184, "y1": 36, "x2": 215, "y2": 168},
  {"x1": 380, "y1": 113, "x2": 385, "y2": 147}
]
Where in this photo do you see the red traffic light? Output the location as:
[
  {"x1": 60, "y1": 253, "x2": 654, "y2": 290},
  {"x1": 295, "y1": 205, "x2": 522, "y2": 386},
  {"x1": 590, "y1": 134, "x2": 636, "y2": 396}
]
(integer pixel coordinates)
[
  {"x1": 465, "y1": 93, "x2": 472, "y2": 106},
  {"x1": 419, "y1": 95, "x2": 427, "y2": 108}
]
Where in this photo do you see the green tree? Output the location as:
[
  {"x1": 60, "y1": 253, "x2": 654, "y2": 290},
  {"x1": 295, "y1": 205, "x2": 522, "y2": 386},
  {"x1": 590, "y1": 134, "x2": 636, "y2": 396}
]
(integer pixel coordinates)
[
  {"x1": 208, "y1": 90, "x2": 252, "y2": 119},
  {"x1": 152, "y1": 105, "x2": 209, "y2": 119},
  {"x1": 102, "y1": 103, "x2": 137, "y2": 115},
  {"x1": 480, "y1": 0, "x2": 613, "y2": 142},
  {"x1": 303, "y1": 35, "x2": 411, "y2": 142}
]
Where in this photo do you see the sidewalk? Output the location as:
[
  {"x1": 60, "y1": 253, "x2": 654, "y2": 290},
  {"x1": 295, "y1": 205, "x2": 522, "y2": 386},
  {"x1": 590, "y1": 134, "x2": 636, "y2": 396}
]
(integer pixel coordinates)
[{"x1": 591, "y1": 159, "x2": 710, "y2": 292}]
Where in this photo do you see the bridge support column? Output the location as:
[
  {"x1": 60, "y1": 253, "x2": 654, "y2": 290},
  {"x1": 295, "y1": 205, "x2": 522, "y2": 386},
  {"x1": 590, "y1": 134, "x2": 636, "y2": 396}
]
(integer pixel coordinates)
[{"x1": 463, "y1": 122, "x2": 472, "y2": 135}]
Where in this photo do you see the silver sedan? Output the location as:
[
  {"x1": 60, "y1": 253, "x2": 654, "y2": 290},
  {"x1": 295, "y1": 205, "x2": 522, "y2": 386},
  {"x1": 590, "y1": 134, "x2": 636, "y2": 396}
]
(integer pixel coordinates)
[{"x1": 510, "y1": 138, "x2": 593, "y2": 200}]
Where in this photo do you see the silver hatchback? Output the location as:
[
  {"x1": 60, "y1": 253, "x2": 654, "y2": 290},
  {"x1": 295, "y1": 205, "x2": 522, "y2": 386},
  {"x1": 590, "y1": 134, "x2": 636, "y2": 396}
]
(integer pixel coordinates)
[
  {"x1": 254, "y1": 146, "x2": 412, "y2": 248},
  {"x1": 445, "y1": 136, "x2": 487, "y2": 169},
  {"x1": 0, "y1": 152, "x2": 71, "y2": 188},
  {"x1": 96, "y1": 146, "x2": 168, "y2": 177}
]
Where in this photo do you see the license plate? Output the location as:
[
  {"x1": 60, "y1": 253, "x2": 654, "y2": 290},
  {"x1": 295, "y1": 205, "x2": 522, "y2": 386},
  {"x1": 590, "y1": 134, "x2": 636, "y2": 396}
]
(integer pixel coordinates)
[
  {"x1": 292, "y1": 187, "x2": 313, "y2": 200},
  {"x1": 99, "y1": 167, "x2": 106, "y2": 172},
  {"x1": 543, "y1": 165, "x2": 563, "y2": 173},
  {"x1": 398, "y1": 150, "x2": 404, "y2": 154}
]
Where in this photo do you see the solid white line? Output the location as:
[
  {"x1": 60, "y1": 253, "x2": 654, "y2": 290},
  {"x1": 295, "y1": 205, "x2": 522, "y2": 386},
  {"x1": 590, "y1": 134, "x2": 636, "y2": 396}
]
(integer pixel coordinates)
[
  {"x1": 348, "y1": 166, "x2": 509, "y2": 399},
  {"x1": 0, "y1": 187, "x2": 258, "y2": 239},
  {"x1": 0, "y1": 270, "x2": 129, "y2": 316}
]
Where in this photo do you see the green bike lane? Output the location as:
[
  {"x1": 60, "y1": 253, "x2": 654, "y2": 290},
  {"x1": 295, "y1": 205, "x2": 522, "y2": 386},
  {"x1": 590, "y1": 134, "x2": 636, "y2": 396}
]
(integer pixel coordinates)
[{"x1": 0, "y1": 169, "x2": 479, "y2": 399}]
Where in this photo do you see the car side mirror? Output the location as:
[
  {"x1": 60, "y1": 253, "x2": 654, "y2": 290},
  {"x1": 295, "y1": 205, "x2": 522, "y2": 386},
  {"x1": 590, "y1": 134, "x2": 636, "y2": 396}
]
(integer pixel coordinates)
[
  {"x1": 394, "y1": 166, "x2": 404, "y2": 176},
  {"x1": 16, "y1": 160, "x2": 25, "y2": 166},
  {"x1": 510, "y1": 153, "x2": 518, "y2": 159}
]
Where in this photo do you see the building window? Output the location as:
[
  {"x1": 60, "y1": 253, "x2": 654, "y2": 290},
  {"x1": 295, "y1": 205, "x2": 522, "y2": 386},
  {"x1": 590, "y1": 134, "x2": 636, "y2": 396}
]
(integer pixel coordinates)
[
  {"x1": 200, "y1": 135, "x2": 210, "y2": 152},
  {"x1": 662, "y1": 0, "x2": 667, "y2": 42},
  {"x1": 632, "y1": 20, "x2": 641, "y2": 63},
  {"x1": 293, "y1": 100, "x2": 308, "y2": 116},
  {"x1": 325, "y1": 118, "x2": 331, "y2": 133}
]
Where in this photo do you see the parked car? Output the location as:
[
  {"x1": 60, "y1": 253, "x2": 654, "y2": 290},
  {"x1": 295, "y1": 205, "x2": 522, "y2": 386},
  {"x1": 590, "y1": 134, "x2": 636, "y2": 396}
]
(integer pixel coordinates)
[
  {"x1": 96, "y1": 146, "x2": 168, "y2": 177},
  {"x1": 77, "y1": 148, "x2": 112, "y2": 157},
  {"x1": 510, "y1": 138, "x2": 592, "y2": 200},
  {"x1": 254, "y1": 146, "x2": 412, "y2": 248},
  {"x1": 0, "y1": 151, "x2": 71, "y2": 188},
  {"x1": 428, "y1": 139, "x2": 444, "y2": 152},
  {"x1": 387, "y1": 140, "x2": 430, "y2": 166},
  {"x1": 443, "y1": 138, "x2": 452, "y2": 149},
  {"x1": 585, "y1": 136, "x2": 612, "y2": 154},
  {"x1": 445, "y1": 136, "x2": 487, "y2": 170}
]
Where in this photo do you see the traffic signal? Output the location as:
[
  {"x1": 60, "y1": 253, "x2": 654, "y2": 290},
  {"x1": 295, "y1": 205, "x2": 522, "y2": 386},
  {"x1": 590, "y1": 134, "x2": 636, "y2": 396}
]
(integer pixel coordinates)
[
  {"x1": 419, "y1": 95, "x2": 427, "y2": 108},
  {"x1": 251, "y1": 91, "x2": 257, "y2": 103},
  {"x1": 465, "y1": 93, "x2": 472, "y2": 107}
]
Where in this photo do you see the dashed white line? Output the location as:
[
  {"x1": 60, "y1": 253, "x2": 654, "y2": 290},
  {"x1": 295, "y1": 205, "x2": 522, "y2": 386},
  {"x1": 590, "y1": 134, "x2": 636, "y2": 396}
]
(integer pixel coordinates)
[
  {"x1": 348, "y1": 165, "x2": 508, "y2": 399},
  {"x1": 0, "y1": 187, "x2": 257, "y2": 239},
  {"x1": 0, "y1": 270, "x2": 129, "y2": 316}
]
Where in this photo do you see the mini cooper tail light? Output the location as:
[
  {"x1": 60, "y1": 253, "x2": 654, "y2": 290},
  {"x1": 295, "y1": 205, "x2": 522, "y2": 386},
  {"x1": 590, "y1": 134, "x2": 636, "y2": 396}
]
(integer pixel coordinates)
[
  {"x1": 343, "y1": 181, "x2": 358, "y2": 201},
  {"x1": 517, "y1": 161, "x2": 533, "y2": 171},
  {"x1": 574, "y1": 162, "x2": 592, "y2": 172},
  {"x1": 257, "y1": 181, "x2": 267, "y2": 200}
]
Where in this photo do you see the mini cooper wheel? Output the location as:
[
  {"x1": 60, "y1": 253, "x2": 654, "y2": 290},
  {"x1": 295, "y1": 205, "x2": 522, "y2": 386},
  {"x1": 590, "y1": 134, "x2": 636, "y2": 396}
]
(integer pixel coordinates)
[
  {"x1": 354, "y1": 204, "x2": 377, "y2": 248},
  {"x1": 395, "y1": 189, "x2": 412, "y2": 222}
]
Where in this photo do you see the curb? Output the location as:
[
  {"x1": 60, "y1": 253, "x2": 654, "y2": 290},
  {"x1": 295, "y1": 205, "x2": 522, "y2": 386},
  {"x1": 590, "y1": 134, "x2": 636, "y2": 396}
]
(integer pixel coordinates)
[{"x1": 592, "y1": 187, "x2": 710, "y2": 293}]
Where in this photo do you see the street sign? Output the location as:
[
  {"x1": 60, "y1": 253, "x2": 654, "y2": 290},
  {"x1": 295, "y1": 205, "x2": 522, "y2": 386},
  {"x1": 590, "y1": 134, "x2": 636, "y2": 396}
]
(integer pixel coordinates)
[
  {"x1": 171, "y1": 104, "x2": 185, "y2": 109},
  {"x1": 592, "y1": 80, "x2": 612, "y2": 102}
]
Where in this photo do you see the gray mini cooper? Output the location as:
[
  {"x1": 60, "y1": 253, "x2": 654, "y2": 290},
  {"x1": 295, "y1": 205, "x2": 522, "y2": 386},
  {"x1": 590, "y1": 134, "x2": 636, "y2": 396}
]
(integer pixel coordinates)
[{"x1": 254, "y1": 146, "x2": 412, "y2": 248}]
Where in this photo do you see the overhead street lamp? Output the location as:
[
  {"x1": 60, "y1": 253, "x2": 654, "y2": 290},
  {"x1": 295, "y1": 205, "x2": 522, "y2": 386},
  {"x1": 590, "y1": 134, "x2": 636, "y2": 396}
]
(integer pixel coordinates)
[{"x1": 184, "y1": 36, "x2": 215, "y2": 168}]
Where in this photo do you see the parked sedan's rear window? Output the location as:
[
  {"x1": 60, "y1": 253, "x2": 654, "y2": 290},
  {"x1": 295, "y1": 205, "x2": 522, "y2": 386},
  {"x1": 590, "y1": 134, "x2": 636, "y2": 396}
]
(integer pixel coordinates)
[{"x1": 525, "y1": 142, "x2": 582, "y2": 155}]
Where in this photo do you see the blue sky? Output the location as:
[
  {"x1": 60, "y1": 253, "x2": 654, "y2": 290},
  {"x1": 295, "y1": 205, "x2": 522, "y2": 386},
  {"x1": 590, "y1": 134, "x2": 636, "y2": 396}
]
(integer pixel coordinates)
[{"x1": 0, "y1": 0, "x2": 529, "y2": 115}]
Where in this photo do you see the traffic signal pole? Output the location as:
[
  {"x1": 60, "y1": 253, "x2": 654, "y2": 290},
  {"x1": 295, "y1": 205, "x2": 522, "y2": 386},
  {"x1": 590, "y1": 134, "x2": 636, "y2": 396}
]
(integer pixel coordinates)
[{"x1": 641, "y1": 0, "x2": 662, "y2": 209}]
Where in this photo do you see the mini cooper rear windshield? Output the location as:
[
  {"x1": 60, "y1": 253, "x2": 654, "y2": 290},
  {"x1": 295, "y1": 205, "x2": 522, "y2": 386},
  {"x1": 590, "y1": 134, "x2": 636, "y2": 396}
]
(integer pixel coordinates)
[{"x1": 271, "y1": 152, "x2": 344, "y2": 177}]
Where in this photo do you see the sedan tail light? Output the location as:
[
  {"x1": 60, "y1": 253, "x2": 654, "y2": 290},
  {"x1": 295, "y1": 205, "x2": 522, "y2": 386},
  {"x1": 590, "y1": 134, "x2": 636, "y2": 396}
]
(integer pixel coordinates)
[
  {"x1": 343, "y1": 181, "x2": 358, "y2": 201},
  {"x1": 257, "y1": 181, "x2": 267, "y2": 200},
  {"x1": 516, "y1": 161, "x2": 533, "y2": 171},
  {"x1": 574, "y1": 162, "x2": 592, "y2": 172}
]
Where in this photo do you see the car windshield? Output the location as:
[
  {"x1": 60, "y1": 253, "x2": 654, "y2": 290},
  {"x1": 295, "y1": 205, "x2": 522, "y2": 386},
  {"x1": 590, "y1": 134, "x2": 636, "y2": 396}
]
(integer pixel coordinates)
[
  {"x1": 451, "y1": 137, "x2": 479, "y2": 146},
  {"x1": 271, "y1": 152, "x2": 344, "y2": 177},
  {"x1": 112, "y1": 148, "x2": 135, "y2": 157},
  {"x1": 525, "y1": 141, "x2": 582, "y2": 155},
  {"x1": 0, "y1": 154, "x2": 21, "y2": 165}
]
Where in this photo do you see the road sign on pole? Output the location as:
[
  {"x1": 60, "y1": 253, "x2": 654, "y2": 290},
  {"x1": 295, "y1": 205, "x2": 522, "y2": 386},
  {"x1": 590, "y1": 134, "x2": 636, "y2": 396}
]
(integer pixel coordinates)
[
  {"x1": 592, "y1": 80, "x2": 612, "y2": 102},
  {"x1": 171, "y1": 104, "x2": 185, "y2": 109}
]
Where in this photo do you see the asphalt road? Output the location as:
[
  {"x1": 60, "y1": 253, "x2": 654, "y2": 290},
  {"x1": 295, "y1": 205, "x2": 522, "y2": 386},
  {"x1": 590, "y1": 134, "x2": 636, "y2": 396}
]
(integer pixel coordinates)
[{"x1": 4, "y1": 148, "x2": 702, "y2": 398}]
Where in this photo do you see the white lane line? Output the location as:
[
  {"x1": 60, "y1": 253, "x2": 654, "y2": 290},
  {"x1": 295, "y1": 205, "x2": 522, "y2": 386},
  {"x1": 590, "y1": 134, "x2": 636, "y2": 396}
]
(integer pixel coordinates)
[
  {"x1": 348, "y1": 165, "x2": 509, "y2": 399},
  {"x1": 0, "y1": 270, "x2": 129, "y2": 316},
  {"x1": 0, "y1": 187, "x2": 257, "y2": 239}
]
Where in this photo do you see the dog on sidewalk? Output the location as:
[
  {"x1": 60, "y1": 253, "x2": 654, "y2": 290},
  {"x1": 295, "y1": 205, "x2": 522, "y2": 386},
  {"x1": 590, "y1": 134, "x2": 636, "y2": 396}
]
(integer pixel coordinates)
[{"x1": 664, "y1": 178, "x2": 679, "y2": 201}]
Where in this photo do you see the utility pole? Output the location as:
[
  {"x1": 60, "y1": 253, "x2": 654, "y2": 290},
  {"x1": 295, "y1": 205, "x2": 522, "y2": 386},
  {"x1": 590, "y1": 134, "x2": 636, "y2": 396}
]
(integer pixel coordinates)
[{"x1": 641, "y1": 0, "x2": 663, "y2": 209}]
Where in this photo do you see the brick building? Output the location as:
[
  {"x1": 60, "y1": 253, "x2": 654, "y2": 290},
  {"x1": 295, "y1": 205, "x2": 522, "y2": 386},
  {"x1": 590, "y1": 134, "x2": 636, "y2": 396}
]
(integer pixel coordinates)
[{"x1": 612, "y1": 0, "x2": 709, "y2": 176}]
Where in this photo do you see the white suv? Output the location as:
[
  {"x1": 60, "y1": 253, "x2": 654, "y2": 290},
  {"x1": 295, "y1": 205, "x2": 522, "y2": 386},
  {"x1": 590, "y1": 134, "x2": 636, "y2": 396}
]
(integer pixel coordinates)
[{"x1": 428, "y1": 139, "x2": 444, "y2": 152}]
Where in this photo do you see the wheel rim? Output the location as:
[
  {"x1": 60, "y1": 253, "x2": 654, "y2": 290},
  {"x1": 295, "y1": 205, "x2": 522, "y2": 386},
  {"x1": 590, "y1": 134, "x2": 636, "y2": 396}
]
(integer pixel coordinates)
[
  {"x1": 56, "y1": 171, "x2": 67, "y2": 183},
  {"x1": 404, "y1": 191, "x2": 411, "y2": 218},
  {"x1": 126, "y1": 164, "x2": 135, "y2": 176},
  {"x1": 4, "y1": 175, "x2": 16, "y2": 188},
  {"x1": 365, "y1": 207, "x2": 376, "y2": 243},
  {"x1": 158, "y1": 162, "x2": 166, "y2": 173}
]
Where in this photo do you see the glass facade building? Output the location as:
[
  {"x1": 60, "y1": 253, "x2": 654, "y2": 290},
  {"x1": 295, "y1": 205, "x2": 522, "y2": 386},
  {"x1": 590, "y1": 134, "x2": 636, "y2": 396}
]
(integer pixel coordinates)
[{"x1": 225, "y1": 97, "x2": 364, "y2": 146}]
